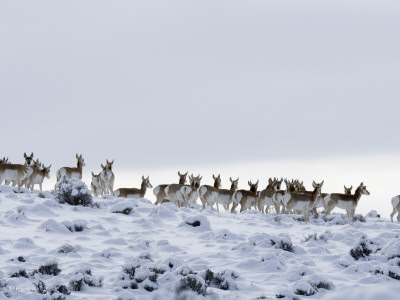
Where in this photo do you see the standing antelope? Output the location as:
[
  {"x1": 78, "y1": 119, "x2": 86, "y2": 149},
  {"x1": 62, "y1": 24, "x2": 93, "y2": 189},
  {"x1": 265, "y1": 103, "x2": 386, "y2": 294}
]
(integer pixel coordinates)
[
  {"x1": 56, "y1": 154, "x2": 85, "y2": 183},
  {"x1": 100, "y1": 159, "x2": 115, "y2": 195},
  {"x1": 153, "y1": 171, "x2": 187, "y2": 205},
  {"x1": 0, "y1": 163, "x2": 29, "y2": 193},
  {"x1": 283, "y1": 181, "x2": 324, "y2": 222},
  {"x1": 390, "y1": 195, "x2": 400, "y2": 222},
  {"x1": 26, "y1": 165, "x2": 51, "y2": 191},
  {"x1": 165, "y1": 174, "x2": 200, "y2": 208},
  {"x1": 114, "y1": 176, "x2": 153, "y2": 198},
  {"x1": 216, "y1": 177, "x2": 239, "y2": 211},
  {"x1": 324, "y1": 182, "x2": 370, "y2": 218},
  {"x1": 180, "y1": 174, "x2": 202, "y2": 207},
  {"x1": 6, "y1": 153, "x2": 35, "y2": 186},
  {"x1": 91, "y1": 172, "x2": 103, "y2": 197},
  {"x1": 198, "y1": 174, "x2": 222, "y2": 212},
  {"x1": 231, "y1": 180, "x2": 259, "y2": 213},
  {"x1": 257, "y1": 178, "x2": 283, "y2": 214}
]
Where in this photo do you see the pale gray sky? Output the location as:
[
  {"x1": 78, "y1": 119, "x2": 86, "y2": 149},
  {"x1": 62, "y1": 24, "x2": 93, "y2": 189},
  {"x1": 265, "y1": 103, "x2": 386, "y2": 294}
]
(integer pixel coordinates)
[{"x1": 1, "y1": 1, "x2": 399, "y2": 175}]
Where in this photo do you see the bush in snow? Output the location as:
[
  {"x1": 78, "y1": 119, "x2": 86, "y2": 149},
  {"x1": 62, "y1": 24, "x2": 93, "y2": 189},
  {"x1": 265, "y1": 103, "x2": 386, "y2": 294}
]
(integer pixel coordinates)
[
  {"x1": 57, "y1": 244, "x2": 76, "y2": 254},
  {"x1": 352, "y1": 214, "x2": 366, "y2": 223},
  {"x1": 294, "y1": 278, "x2": 333, "y2": 296},
  {"x1": 350, "y1": 235, "x2": 379, "y2": 260},
  {"x1": 62, "y1": 221, "x2": 86, "y2": 232},
  {"x1": 270, "y1": 235, "x2": 293, "y2": 252},
  {"x1": 9, "y1": 267, "x2": 28, "y2": 278},
  {"x1": 69, "y1": 267, "x2": 102, "y2": 291},
  {"x1": 54, "y1": 175, "x2": 93, "y2": 207},
  {"x1": 303, "y1": 231, "x2": 333, "y2": 243},
  {"x1": 203, "y1": 269, "x2": 238, "y2": 290},
  {"x1": 33, "y1": 280, "x2": 70, "y2": 300},
  {"x1": 33, "y1": 262, "x2": 61, "y2": 276},
  {"x1": 177, "y1": 274, "x2": 207, "y2": 296}
]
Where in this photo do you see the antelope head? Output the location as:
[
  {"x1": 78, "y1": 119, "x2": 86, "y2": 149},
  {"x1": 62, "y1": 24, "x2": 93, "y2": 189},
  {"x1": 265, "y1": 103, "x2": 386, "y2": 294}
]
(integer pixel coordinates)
[
  {"x1": 359, "y1": 182, "x2": 370, "y2": 195},
  {"x1": 178, "y1": 171, "x2": 188, "y2": 184},
  {"x1": 42, "y1": 165, "x2": 51, "y2": 179},
  {"x1": 312, "y1": 180, "x2": 324, "y2": 196},
  {"x1": 24, "y1": 152, "x2": 34, "y2": 166},
  {"x1": 248, "y1": 180, "x2": 259, "y2": 193},
  {"x1": 142, "y1": 175, "x2": 153, "y2": 188},
  {"x1": 76, "y1": 154, "x2": 85, "y2": 167},
  {"x1": 275, "y1": 178, "x2": 283, "y2": 190},
  {"x1": 212, "y1": 174, "x2": 222, "y2": 188},
  {"x1": 106, "y1": 159, "x2": 114, "y2": 170},
  {"x1": 229, "y1": 177, "x2": 239, "y2": 190},
  {"x1": 344, "y1": 185, "x2": 353, "y2": 194}
]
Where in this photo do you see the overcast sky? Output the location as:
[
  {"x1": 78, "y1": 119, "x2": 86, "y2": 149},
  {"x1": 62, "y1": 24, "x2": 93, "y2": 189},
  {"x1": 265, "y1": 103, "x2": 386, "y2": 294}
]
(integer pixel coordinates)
[{"x1": 1, "y1": 1, "x2": 399, "y2": 175}]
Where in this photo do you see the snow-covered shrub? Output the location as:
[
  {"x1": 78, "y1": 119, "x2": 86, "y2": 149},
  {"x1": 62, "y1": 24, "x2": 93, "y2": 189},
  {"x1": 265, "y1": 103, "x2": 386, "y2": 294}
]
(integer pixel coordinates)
[
  {"x1": 57, "y1": 244, "x2": 76, "y2": 254},
  {"x1": 270, "y1": 235, "x2": 293, "y2": 252},
  {"x1": 178, "y1": 215, "x2": 211, "y2": 231},
  {"x1": 352, "y1": 214, "x2": 366, "y2": 223},
  {"x1": 9, "y1": 267, "x2": 28, "y2": 278},
  {"x1": 35, "y1": 262, "x2": 61, "y2": 276},
  {"x1": 62, "y1": 221, "x2": 86, "y2": 232},
  {"x1": 33, "y1": 280, "x2": 47, "y2": 294},
  {"x1": 303, "y1": 231, "x2": 332, "y2": 243},
  {"x1": 177, "y1": 274, "x2": 207, "y2": 296},
  {"x1": 54, "y1": 175, "x2": 93, "y2": 207},
  {"x1": 33, "y1": 280, "x2": 71, "y2": 299},
  {"x1": 294, "y1": 277, "x2": 333, "y2": 296},
  {"x1": 203, "y1": 269, "x2": 238, "y2": 290},
  {"x1": 350, "y1": 235, "x2": 379, "y2": 260},
  {"x1": 110, "y1": 201, "x2": 134, "y2": 215},
  {"x1": 69, "y1": 267, "x2": 102, "y2": 291},
  {"x1": 366, "y1": 210, "x2": 380, "y2": 218}
]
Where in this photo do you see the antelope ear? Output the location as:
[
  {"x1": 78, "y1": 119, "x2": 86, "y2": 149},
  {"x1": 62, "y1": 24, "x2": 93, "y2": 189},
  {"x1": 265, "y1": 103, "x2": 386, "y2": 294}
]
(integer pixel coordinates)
[
  {"x1": 184, "y1": 171, "x2": 188, "y2": 176},
  {"x1": 92, "y1": 172, "x2": 95, "y2": 176},
  {"x1": 321, "y1": 180, "x2": 324, "y2": 185},
  {"x1": 76, "y1": 153, "x2": 79, "y2": 158},
  {"x1": 24, "y1": 153, "x2": 27, "y2": 158},
  {"x1": 111, "y1": 159, "x2": 114, "y2": 164},
  {"x1": 248, "y1": 181, "x2": 251, "y2": 186},
  {"x1": 101, "y1": 164, "x2": 105, "y2": 168},
  {"x1": 178, "y1": 171, "x2": 182, "y2": 176},
  {"x1": 269, "y1": 178, "x2": 273, "y2": 183},
  {"x1": 230, "y1": 177, "x2": 233, "y2": 183},
  {"x1": 142, "y1": 175, "x2": 145, "y2": 180},
  {"x1": 360, "y1": 182, "x2": 364, "y2": 186},
  {"x1": 350, "y1": 185, "x2": 353, "y2": 189},
  {"x1": 31, "y1": 152, "x2": 34, "y2": 157},
  {"x1": 312, "y1": 181, "x2": 316, "y2": 188},
  {"x1": 213, "y1": 175, "x2": 216, "y2": 180},
  {"x1": 147, "y1": 176, "x2": 149, "y2": 180},
  {"x1": 256, "y1": 180, "x2": 259, "y2": 185},
  {"x1": 236, "y1": 177, "x2": 239, "y2": 182},
  {"x1": 48, "y1": 164, "x2": 51, "y2": 169}
]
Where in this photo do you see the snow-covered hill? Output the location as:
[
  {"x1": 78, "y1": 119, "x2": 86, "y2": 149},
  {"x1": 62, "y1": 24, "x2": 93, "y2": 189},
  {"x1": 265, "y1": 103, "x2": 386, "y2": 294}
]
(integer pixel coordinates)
[{"x1": 0, "y1": 185, "x2": 399, "y2": 300}]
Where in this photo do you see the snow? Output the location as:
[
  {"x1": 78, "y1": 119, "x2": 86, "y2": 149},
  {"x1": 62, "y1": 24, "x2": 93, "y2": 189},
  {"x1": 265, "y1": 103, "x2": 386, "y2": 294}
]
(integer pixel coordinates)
[{"x1": 0, "y1": 187, "x2": 399, "y2": 299}]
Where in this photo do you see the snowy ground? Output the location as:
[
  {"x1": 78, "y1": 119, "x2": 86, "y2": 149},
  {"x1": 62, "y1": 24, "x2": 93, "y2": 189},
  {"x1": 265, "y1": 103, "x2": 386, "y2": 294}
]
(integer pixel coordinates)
[{"x1": 0, "y1": 184, "x2": 399, "y2": 300}]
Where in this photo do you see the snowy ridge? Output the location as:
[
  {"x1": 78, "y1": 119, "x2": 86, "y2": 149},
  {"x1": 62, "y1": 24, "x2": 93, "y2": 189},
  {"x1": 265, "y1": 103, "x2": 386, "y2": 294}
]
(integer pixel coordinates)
[{"x1": 0, "y1": 188, "x2": 399, "y2": 299}]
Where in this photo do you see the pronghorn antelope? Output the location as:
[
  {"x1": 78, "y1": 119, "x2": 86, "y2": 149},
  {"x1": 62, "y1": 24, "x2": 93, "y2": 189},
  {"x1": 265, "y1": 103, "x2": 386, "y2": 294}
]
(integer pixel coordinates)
[
  {"x1": 0, "y1": 163, "x2": 29, "y2": 193},
  {"x1": 390, "y1": 195, "x2": 400, "y2": 222},
  {"x1": 257, "y1": 178, "x2": 283, "y2": 214},
  {"x1": 56, "y1": 154, "x2": 85, "y2": 183},
  {"x1": 283, "y1": 181, "x2": 324, "y2": 222},
  {"x1": 100, "y1": 159, "x2": 115, "y2": 195},
  {"x1": 274, "y1": 179, "x2": 297, "y2": 214},
  {"x1": 153, "y1": 171, "x2": 187, "y2": 205},
  {"x1": 164, "y1": 174, "x2": 200, "y2": 208},
  {"x1": 5, "y1": 153, "x2": 35, "y2": 186},
  {"x1": 216, "y1": 177, "x2": 239, "y2": 211},
  {"x1": 91, "y1": 172, "x2": 103, "y2": 197},
  {"x1": 231, "y1": 180, "x2": 259, "y2": 213},
  {"x1": 180, "y1": 174, "x2": 202, "y2": 207},
  {"x1": 324, "y1": 182, "x2": 370, "y2": 218},
  {"x1": 26, "y1": 164, "x2": 51, "y2": 191},
  {"x1": 198, "y1": 174, "x2": 222, "y2": 212},
  {"x1": 114, "y1": 176, "x2": 153, "y2": 198},
  {"x1": 0, "y1": 157, "x2": 9, "y2": 164}
]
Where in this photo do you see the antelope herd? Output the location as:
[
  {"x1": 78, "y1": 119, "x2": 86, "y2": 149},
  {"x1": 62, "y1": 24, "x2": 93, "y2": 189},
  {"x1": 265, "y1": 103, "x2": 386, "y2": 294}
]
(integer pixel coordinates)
[{"x1": 0, "y1": 153, "x2": 399, "y2": 223}]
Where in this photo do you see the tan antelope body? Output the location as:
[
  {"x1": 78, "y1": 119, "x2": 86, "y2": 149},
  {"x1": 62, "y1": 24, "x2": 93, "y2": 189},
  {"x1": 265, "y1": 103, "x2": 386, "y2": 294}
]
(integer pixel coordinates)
[
  {"x1": 27, "y1": 165, "x2": 51, "y2": 191},
  {"x1": 114, "y1": 176, "x2": 153, "y2": 198},
  {"x1": 180, "y1": 175, "x2": 202, "y2": 207},
  {"x1": 198, "y1": 174, "x2": 222, "y2": 212},
  {"x1": 216, "y1": 177, "x2": 239, "y2": 211},
  {"x1": 283, "y1": 181, "x2": 324, "y2": 222},
  {"x1": 56, "y1": 154, "x2": 85, "y2": 183},
  {"x1": 257, "y1": 178, "x2": 282, "y2": 214},
  {"x1": 231, "y1": 180, "x2": 259, "y2": 213},
  {"x1": 100, "y1": 159, "x2": 115, "y2": 195},
  {"x1": 153, "y1": 172, "x2": 187, "y2": 205},
  {"x1": 165, "y1": 174, "x2": 201, "y2": 208},
  {"x1": 390, "y1": 195, "x2": 400, "y2": 222},
  {"x1": 6, "y1": 153, "x2": 34, "y2": 186},
  {"x1": 91, "y1": 172, "x2": 103, "y2": 197},
  {"x1": 0, "y1": 163, "x2": 29, "y2": 193},
  {"x1": 324, "y1": 182, "x2": 370, "y2": 218}
]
